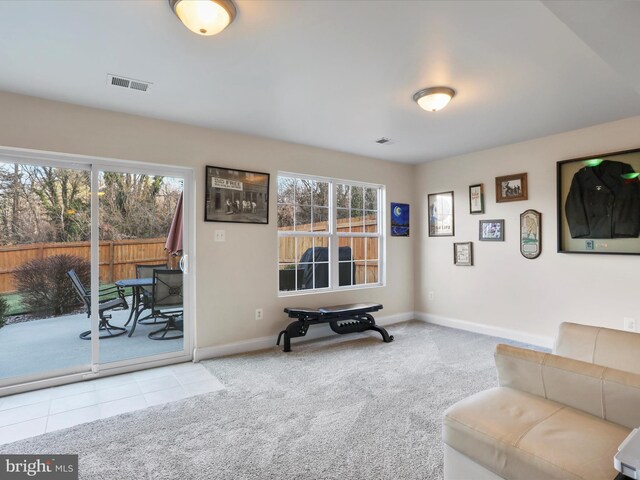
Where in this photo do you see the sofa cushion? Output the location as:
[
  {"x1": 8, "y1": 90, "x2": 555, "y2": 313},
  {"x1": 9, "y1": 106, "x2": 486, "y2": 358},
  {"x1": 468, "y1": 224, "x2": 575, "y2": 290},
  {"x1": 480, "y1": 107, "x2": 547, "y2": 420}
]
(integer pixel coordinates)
[{"x1": 443, "y1": 387, "x2": 630, "y2": 480}]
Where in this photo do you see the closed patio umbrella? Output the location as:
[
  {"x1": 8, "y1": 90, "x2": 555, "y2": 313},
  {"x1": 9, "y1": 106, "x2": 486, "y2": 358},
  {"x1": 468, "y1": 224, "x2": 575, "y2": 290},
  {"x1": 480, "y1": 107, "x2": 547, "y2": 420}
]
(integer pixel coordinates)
[{"x1": 165, "y1": 192, "x2": 183, "y2": 256}]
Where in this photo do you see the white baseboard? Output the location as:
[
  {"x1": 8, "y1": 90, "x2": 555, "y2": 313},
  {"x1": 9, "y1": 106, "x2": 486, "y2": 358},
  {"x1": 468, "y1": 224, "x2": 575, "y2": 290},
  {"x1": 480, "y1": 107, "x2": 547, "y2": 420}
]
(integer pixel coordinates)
[
  {"x1": 376, "y1": 311, "x2": 414, "y2": 327},
  {"x1": 415, "y1": 312, "x2": 554, "y2": 349},
  {"x1": 193, "y1": 311, "x2": 414, "y2": 362}
]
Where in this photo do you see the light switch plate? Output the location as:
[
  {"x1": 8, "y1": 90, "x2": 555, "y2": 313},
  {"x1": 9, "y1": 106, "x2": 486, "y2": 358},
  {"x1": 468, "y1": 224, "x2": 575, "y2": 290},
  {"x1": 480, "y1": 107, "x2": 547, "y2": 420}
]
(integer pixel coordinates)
[{"x1": 214, "y1": 230, "x2": 226, "y2": 242}]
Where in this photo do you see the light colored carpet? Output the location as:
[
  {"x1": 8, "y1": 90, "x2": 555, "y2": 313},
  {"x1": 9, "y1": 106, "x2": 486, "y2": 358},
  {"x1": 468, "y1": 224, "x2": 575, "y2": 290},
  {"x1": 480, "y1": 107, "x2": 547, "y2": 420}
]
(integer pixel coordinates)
[{"x1": 0, "y1": 321, "x2": 538, "y2": 479}]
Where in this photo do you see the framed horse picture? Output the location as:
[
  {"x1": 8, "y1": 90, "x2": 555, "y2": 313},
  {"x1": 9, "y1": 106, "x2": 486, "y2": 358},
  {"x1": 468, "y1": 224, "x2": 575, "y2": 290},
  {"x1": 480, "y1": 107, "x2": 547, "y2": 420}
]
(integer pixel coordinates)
[
  {"x1": 495, "y1": 173, "x2": 528, "y2": 203},
  {"x1": 205, "y1": 166, "x2": 270, "y2": 224}
]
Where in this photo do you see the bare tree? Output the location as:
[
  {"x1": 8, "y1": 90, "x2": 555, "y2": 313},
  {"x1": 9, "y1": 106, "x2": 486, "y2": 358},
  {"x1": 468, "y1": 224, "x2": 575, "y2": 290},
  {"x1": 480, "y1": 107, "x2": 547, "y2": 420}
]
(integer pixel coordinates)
[
  {"x1": 0, "y1": 163, "x2": 182, "y2": 246},
  {"x1": 100, "y1": 173, "x2": 179, "y2": 240},
  {"x1": 24, "y1": 165, "x2": 91, "y2": 242}
]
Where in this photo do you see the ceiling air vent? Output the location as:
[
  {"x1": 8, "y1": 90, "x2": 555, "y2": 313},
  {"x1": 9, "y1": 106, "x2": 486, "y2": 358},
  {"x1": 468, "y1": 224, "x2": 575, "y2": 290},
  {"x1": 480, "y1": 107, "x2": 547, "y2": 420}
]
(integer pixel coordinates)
[
  {"x1": 375, "y1": 137, "x2": 393, "y2": 145},
  {"x1": 106, "y1": 74, "x2": 152, "y2": 93},
  {"x1": 129, "y1": 81, "x2": 149, "y2": 92}
]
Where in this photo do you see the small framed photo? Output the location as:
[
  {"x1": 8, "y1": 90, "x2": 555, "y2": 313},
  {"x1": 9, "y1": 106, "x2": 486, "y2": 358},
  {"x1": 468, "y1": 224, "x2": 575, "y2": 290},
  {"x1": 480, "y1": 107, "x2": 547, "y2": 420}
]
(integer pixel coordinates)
[
  {"x1": 205, "y1": 166, "x2": 270, "y2": 224},
  {"x1": 469, "y1": 184, "x2": 484, "y2": 214},
  {"x1": 428, "y1": 191, "x2": 454, "y2": 237},
  {"x1": 454, "y1": 242, "x2": 473, "y2": 266},
  {"x1": 390, "y1": 202, "x2": 410, "y2": 237},
  {"x1": 479, "y1": 219, "x2": 504, "y2": 241},
  {"x1": 495, "y1": 173, "x2": 528, "y2": 203}
]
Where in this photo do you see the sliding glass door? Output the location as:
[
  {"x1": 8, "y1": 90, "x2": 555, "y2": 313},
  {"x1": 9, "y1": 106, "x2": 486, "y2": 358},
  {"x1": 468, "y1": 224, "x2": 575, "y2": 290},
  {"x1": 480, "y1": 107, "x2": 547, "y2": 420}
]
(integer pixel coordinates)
[
  {"x1": 0, "y1": 160, "x2": 93, "y2": 385},
  {"x1": 0, "y1": 149, "x2": 193, "y2": 392},
  {"x1": 97, "y1": 167, "x2": 188, "y2": 367}
]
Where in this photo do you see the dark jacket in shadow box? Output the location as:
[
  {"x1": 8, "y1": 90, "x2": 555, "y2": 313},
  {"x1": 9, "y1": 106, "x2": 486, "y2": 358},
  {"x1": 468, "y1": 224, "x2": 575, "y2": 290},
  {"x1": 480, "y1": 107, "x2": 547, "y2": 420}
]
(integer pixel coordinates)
[{"x1": 565, "y1": 160, "x2": 640, "y2": 238}]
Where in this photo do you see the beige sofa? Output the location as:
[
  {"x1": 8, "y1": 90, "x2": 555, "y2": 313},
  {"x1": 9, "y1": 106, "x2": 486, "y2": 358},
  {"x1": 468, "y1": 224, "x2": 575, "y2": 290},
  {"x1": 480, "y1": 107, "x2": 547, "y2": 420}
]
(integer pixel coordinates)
[{"x1": 443, "y1": 322, "x2": 640, "y2": 480}]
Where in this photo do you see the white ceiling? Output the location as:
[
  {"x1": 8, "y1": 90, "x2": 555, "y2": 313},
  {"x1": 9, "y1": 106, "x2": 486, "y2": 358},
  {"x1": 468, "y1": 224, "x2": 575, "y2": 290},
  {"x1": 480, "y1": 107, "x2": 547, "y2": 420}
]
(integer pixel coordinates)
[{"x1": 1, "y1": 0, "x2": 640, "y2": 164}]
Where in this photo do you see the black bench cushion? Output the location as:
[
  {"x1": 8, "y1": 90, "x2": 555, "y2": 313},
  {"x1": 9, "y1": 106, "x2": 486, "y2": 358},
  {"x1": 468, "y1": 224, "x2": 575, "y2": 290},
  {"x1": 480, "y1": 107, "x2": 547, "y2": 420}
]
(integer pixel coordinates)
[
  {"x1": 318, "y1": 303, "x2": 382, "y2": 314},
  {"x1": 285, "y1": 303, "x2": 382, "y2": 317},
  {"x1": 284, "y1": 307, "x2": 320, "y2": 315}
]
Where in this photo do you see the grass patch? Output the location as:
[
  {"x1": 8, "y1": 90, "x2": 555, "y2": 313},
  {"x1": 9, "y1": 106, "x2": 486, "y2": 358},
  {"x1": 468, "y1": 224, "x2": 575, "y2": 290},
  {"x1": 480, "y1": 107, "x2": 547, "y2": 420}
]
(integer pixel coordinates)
[
  {"x1": 2, "y1": 292, "x2": 28, "y2": 316},
  {"x1": 1, "y1": 283, "x2": 133, "y2": 317}
]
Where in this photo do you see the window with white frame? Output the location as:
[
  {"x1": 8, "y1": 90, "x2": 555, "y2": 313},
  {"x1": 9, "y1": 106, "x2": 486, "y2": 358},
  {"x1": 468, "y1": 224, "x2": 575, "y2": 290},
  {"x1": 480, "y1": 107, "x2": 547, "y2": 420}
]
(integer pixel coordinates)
[{"x1": 277, "y1": 173, "x2": 383, "y2": 294}]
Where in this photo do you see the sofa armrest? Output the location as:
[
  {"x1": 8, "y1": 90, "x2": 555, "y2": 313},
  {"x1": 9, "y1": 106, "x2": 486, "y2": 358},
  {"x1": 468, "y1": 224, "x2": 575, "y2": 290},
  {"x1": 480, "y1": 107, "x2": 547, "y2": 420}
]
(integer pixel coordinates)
[{"x1": 495, "y1": 344, "x2": 640, "y2": 428}]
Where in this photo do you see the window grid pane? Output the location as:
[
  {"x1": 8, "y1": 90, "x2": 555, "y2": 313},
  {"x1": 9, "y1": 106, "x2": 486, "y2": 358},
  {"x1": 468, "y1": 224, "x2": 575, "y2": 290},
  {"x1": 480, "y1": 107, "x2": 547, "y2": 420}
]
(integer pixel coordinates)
[
  {"x1": 350, "y1": 209, "x2": 364, "y2": 232},
  {"x1": 313, "y1": 206, "x2": 329, "y2": 232},
  {"x1": 365, "y1": 187, "x2": 377, "y2": 210},
  {"x1": 365, "y1": 210, "x2": 378, "y2": 233},
  {"x1": 295, "y1": 179, "x2": 312, "y2": 205},
  {"x1": 351, "y1": 186, "x2": 363, "y2": 209},
  {"x1": 336, "y1": 184, "x2": 350, "y2": 209},
  {"x1": 337, "y1": 208, "x2": 350, "y2": 232},
  {"x1": 366, "y1": 237, "x2": 378, "y2": 260},
  {"x1": 277, "y1": 177, "x2": 295, "y2": 204},
  {"x1": 277, "y1": 204, "x2": 294, "y2": 230},
  {"x1": 314, "y1": 181, "x2": 329, "y2": 207},
  {"x1": 366, "y1": 261, "x2": 379, "y2": 284}
]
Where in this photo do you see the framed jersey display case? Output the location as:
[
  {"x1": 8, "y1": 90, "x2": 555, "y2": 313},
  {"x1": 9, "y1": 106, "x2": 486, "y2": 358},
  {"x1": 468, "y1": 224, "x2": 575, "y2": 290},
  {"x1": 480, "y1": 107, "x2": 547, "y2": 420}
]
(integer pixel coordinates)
[{"x1": 557, "y1": 148, "x2": 640, "y2": 254}]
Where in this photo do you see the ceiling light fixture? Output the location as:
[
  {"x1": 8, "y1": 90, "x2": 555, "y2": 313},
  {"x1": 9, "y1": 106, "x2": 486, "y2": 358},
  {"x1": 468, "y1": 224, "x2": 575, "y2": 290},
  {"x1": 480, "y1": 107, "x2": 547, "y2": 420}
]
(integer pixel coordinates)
[
  {"x1": 413, "y1": 86, "x2": 456, "y2": 112},
  {"x1": 169, "y1": 0, "x2": 237, "y2": 36}
]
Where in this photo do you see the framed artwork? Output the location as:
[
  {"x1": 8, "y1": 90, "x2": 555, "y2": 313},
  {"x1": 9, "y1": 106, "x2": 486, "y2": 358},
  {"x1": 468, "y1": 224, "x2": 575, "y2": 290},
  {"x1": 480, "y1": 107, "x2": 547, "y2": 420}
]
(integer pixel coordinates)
[
  {"x1": 496, "y1": 173, "x2": 528, "y2": 203},
  {"x1": 479, "y1": 219, "x2": 504, "y2": 241},
  {"x1": 469, "y1": 184, "x2": 484, "y2": 214},
  {"x1": 205, "y1": 166, "x2": 270, "y2": 224},
  {"x1": 428, "y1": 191, "x2": 454, "y2": 237},
  {"x1": 520, "y1": 209, "x2": 541, "y2": 259},
  {"x1": 557, "y1": 148, "x2": 640, "y2": 254},
  {"x1": 454, "y1": 242, "x2": 473, "y2": 266},
  {"x1": 390, "y1": 202, "x2": 410, "y2": 237}
]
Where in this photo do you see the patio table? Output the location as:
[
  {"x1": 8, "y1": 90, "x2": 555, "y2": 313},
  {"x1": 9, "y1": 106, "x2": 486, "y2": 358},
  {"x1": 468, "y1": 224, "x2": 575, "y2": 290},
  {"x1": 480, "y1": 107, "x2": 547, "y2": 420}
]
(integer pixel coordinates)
[{"x1": 115, "y1": 277, "x2": 154, "y2": 337}]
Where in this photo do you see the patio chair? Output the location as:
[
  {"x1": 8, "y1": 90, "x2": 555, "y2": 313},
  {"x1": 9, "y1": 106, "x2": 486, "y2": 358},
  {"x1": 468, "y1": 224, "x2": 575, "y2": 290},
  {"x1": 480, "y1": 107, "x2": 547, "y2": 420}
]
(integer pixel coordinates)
[
  {"x1": 131, "y1": 263, "x2": 168, "y2": 325},
  {"x1": 67, "y1": 269, "x2": 129, "y2": 340},
  {"x1": 148, "y1": 269, "x2": 183, "y2": 340}
]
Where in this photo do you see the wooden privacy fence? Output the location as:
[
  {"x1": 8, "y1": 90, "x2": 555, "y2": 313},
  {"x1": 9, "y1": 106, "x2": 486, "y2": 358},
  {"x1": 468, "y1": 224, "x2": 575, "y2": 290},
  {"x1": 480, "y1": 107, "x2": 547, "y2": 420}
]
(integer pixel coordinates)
[
  {"x1": 0, "y1": 238, "x2": 176, "y2": 294},
  {"x1": 279, "y1": 216, "x2": 379, "y2": 284}
]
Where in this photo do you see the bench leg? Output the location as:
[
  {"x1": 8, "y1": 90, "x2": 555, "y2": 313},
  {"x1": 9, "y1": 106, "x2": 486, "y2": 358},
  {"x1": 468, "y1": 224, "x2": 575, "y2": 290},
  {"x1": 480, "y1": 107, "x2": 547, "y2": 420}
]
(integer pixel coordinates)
[
  {"x1": 276, "y1": 320, "x2": 311, "y2": 352},
  {"x1": 362, "y1": 313, "x2": 394, "y2": 343},
  {"x1": 276, "y1": 330, "x2": 292, "y2": 352},
  {"x1": 328, "y1": 313, "x2": 394, "y2": 344},
  {"x1": 368, "y1": 324, "x2": 394, "y2": 343}
]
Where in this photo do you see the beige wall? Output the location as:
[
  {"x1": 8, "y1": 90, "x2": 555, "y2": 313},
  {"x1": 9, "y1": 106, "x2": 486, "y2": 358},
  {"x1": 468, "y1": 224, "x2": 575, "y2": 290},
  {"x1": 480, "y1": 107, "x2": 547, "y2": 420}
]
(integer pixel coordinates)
[
  {"x1": 0, "y1": 91, "x2": 415, "y2": 349},
  {"x1": 4, "y1": 89, "x2": 638, "y2": 349},
  {"x1": 414, "y1": 115, "x2": 640, "y2": 340}
]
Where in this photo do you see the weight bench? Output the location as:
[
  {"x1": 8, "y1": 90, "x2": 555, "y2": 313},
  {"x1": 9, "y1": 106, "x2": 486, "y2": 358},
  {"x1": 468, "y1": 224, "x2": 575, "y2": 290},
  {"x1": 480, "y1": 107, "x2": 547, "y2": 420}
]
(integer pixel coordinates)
[{"x1": 277, "y1": 303, "x2": 394, "y2": 352}]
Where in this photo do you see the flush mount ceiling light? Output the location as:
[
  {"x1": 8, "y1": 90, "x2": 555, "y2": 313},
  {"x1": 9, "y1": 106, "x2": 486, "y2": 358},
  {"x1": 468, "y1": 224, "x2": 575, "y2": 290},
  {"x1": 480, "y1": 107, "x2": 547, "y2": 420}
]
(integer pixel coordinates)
[
  {"x1": 169, "y1": 0, "x2": 237, "y2": 36},
  {"x1": 413, "y1": 86, "x2": 456, "y2": 112}
]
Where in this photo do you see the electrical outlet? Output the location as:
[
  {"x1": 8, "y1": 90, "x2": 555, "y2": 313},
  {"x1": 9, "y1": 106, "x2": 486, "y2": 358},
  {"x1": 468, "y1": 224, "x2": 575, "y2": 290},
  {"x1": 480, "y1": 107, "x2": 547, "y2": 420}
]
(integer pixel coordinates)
[
  {"x1": 624, "y1": 317, "x2": 636, "y2": 332},
  {"x1": 428, "y1": 291, "x2": 434, "y2": 301},
  {"x1": 255, "y1": 308, "x2": 263, "y2": 321},
  {"x1": 214, "y1": 230, "x2": 226, "y2": 242}
]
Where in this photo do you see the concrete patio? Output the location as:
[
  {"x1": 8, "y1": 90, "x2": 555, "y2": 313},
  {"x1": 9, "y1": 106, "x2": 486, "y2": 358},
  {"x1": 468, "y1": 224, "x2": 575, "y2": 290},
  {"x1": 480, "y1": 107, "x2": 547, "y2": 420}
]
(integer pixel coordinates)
[{"x1": 0, "y1": 306, "x2": 183, "y2": 381}]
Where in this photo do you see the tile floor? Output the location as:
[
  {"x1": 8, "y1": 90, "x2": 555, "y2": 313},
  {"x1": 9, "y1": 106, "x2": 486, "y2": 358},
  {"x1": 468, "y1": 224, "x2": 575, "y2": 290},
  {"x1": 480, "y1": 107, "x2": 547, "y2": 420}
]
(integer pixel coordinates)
[{"x1": 0, "y1": 362, "x2": 225, "y2": 445}]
